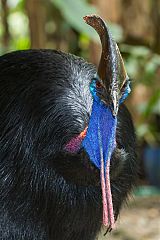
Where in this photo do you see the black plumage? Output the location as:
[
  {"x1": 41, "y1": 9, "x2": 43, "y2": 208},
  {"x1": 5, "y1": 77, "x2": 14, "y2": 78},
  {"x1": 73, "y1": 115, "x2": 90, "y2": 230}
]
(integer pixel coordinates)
[{"x1": 0, "y1": 48, "x2": 138, "y2": 240}]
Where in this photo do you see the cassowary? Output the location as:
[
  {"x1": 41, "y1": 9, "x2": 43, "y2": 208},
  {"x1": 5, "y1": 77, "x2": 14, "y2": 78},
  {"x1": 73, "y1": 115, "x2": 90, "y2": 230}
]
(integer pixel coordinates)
[{"x1": 0, "y1": 15, "x2": 138, "y2": 240}]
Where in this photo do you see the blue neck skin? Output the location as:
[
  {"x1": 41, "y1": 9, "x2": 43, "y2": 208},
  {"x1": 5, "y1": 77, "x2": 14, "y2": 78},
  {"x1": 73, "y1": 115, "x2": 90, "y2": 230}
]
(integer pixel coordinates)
[{"x1": 82, "y1": 76, "x2": 131, "y2": 170}]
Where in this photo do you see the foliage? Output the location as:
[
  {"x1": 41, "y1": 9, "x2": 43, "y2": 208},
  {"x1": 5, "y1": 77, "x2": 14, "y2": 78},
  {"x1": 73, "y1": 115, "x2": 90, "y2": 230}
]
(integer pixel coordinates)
[
  {"x1": 52, "y1": 0, "x2": 123, "y2": 42},
  {"x1": 0, "y1": 0, "x2": 30, "y2": 54},
  {"x1": 120, "y1": 43, "x2": 160, "y2": 144}
]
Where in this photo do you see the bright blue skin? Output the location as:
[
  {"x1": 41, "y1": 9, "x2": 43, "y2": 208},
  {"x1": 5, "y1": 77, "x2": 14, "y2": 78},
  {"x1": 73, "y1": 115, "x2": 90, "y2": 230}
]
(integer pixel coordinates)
[
  {"x1": 82, "y1": 77, "x2": 131, "y2": 171},
  {"x1": 90, "y1": 78, "x2": 101, "y2": 104},
  {"x1": 90, "y1": 77, "x2": 131, "y2": 105},
  {"x1": 119, "y1": 81, "x2": 131, "y2": 104}
]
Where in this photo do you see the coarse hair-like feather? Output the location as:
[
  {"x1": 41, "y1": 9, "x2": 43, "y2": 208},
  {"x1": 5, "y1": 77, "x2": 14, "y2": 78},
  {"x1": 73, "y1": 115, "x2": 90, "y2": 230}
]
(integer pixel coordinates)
[{"x1": 0, "y1": 49, "x2": 138, "y2": 240}]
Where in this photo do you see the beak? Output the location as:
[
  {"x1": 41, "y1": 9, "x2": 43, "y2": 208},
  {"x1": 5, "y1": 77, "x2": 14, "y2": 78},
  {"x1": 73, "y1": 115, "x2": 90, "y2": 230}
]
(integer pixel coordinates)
[{"x1": 83, "y1": 15, "x2": 127, "y2": 116}]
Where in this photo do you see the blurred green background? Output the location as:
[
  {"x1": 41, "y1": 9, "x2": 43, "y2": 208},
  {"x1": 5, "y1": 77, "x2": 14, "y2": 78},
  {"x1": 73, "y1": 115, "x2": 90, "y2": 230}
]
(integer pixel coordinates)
[{"x1": 0, "y1": 0, "x2": 160, "y2": 239}]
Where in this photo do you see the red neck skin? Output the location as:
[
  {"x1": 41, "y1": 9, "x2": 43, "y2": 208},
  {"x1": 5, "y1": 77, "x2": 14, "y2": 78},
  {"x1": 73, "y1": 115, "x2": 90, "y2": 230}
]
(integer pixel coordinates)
[{"x1": 64, "y1": 127, "x2": 87, "y2": 153}]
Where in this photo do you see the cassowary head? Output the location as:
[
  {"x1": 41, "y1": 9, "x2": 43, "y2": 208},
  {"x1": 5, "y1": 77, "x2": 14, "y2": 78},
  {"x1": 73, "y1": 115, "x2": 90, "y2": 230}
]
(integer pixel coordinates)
[
  {"x1": 52, "y1": 15, "x2": 136, "y2": 229},
  {"x1": 0, "y1": 15, "x2": 137, "y2": 237}
]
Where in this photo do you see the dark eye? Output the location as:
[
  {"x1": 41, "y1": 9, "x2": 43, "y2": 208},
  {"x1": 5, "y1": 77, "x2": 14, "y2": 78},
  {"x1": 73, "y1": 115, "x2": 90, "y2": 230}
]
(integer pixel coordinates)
[{"x1": 96, "y1": 81, "x2": 103, "y2": 89}]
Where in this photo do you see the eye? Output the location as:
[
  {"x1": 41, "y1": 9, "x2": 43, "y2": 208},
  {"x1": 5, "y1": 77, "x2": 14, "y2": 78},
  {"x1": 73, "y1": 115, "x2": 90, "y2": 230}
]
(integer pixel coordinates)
[
  {"x1": 90, "y1": 77, "x2": 104, "y2": 100},
  {"x1": 96, "y1": 81, "x2": 103, "y2": 89}
]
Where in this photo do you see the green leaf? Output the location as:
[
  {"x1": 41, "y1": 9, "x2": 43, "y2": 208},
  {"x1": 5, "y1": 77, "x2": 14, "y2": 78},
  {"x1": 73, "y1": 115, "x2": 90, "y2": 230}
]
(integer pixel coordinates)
[
  {"x1": 136, "y1": 123, "x2": 149, "y2": 138},
  {"x1": 120, "y1": 44, "x2": 151, "y2": 57},
  {"x1": 109, "y1": 23, "x2": 123, "y2": 42},
  {"x1": 143, "y1": 89, "x2": 160, "y2": 117},
  {"x1": 124, "y1": 57, "x2": 139, "y2": 77},
  {"x1": 51, "y1": 0, "x2": 123, "y2": 42},
  {"x1": 11, "y1": 37, "x2": 30, "y2": 51},
  {"x1": 52, "y1": 0, "x2": 98, "y2": 40},
  {"x1": 8, "y1": 12, "x2": 29, "y2": 37}
]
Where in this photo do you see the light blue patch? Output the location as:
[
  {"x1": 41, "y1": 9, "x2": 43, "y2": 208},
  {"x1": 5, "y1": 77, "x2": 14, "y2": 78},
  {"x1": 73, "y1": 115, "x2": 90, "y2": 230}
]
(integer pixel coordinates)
[
  {"x1": 90, "y1": 78, "x2": 101, "y2": 103},
  {"x1": 119, "y1": 81, "x2": 131, "y2": 104}
]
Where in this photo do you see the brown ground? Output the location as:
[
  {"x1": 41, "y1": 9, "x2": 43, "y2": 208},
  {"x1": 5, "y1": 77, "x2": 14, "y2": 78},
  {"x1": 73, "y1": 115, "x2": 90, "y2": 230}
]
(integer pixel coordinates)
[{"x1": 98, "y1": 196, "x2": 160, "y2": 240}]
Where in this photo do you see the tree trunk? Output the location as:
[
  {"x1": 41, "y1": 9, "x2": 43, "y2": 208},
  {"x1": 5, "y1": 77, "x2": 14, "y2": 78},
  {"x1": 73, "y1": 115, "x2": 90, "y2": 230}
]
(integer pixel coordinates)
[
  {"x1": 25, "y1": 0, "x2": 46, "y2": 48},
  {"x1": 120, "y1": 0, "x2": 153, "y2": 47},
  {"x1": 1, "y1": 0, "x2": 10, "y2": 50},
  {"x1": 151, "y1": 0, "x2": 160, "y2": 54}
]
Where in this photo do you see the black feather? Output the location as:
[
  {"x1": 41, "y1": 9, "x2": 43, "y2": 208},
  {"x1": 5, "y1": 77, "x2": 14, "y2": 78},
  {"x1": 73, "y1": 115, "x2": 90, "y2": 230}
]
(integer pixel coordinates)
[{"x1": 0, "y1": 49, "x2": 138, "y2": 240}]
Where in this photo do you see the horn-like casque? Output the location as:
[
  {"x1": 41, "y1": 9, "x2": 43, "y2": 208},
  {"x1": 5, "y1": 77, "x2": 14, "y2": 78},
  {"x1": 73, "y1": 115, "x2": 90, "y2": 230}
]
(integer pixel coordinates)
[{"x1": 83, "y1": 15, "x2": 128, "y2": 116}]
